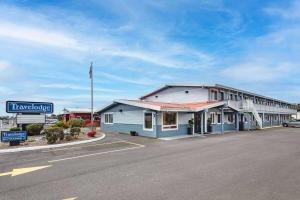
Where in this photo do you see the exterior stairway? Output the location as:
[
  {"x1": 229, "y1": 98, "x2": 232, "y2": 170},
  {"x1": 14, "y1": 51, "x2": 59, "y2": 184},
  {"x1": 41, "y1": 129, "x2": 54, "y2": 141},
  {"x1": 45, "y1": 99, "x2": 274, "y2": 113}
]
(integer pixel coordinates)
[{"x1": 227, "y1": 99, "x2": 263, "y2": 129}]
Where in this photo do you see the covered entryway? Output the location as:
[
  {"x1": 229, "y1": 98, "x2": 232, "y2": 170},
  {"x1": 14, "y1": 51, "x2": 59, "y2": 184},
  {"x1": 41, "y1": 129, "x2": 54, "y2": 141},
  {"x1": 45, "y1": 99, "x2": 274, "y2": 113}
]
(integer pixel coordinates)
[{"x1": 194, "y1": 112, "x2": 202, "y2": 134}]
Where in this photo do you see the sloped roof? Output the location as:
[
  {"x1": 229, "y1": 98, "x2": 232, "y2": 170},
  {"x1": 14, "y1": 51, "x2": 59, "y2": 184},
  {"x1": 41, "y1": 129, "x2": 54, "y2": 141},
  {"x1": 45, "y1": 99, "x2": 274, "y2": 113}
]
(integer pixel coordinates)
[
  {"x1": 97, "y1": 99, "x2": 226, "y2": 113},
  {"x1": 62, "y1": 108, "x2": 91, "y2": 114}
]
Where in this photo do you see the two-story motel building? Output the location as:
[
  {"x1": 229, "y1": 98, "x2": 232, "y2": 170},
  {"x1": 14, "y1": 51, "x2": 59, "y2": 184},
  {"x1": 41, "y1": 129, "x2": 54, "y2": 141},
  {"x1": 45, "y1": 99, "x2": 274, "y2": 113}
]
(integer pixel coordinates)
[{"x1": 98, "y1": 84, "x2": 297, "y2": 138}]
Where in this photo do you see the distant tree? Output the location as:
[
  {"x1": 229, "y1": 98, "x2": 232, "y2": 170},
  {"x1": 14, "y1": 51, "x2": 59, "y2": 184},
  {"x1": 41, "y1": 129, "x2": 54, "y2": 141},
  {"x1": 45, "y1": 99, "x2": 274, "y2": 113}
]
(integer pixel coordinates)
[{"x1": 297, "y1": 104, "x2": 300, "y2": 112}]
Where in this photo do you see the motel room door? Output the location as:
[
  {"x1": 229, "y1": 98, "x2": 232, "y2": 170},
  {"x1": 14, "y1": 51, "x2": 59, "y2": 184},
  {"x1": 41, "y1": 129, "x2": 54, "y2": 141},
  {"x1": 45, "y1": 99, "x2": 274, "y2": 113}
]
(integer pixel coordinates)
[{"x1": 194, "y1": 112, "x2": 202, "y2": 134}]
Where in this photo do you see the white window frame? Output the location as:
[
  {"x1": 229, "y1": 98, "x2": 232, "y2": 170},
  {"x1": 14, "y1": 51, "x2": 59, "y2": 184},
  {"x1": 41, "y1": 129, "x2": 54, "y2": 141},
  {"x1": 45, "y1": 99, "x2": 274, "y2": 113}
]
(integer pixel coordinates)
[
  {"x1": 210, "y1": 112, "x2": 216, "y2": 124},
  {"x1": 227, "y1": 113, "x2": 234, "y2": 124},
  {"x1": 104, "y1": 112, "x2": 113, "y2": 124},
  {"x1": 211, "y1": 90, "x2": 218, "y2": 101},
  {"x1": 143, "y1": 111, "x2": 154, "y2": 131},
  {"x1": 217, "y1": 113, "x2": 221, "y2": 124},
  {"x1": 161, "y1": 112, "x2": 178, "y2": 131}
]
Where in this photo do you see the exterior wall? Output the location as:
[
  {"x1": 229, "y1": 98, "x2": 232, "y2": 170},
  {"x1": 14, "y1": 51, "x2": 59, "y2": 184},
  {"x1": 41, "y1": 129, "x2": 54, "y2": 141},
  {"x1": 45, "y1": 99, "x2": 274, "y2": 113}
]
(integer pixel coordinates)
[
  {"x1": 156, "y1": 112, "x2": 193, "y2": 138},
  {"x1": 143, "y1": 87, "x2": 209, "y2": 103},
  {"x1": 101, "y1": 105, "x2": 194, "y2": 138},
  {"x1": 100, "y1": 104, "x2": 157, "y2": 138},
  {"x1": 211, "y1": 123, "x2": 236, "y2": 133}
]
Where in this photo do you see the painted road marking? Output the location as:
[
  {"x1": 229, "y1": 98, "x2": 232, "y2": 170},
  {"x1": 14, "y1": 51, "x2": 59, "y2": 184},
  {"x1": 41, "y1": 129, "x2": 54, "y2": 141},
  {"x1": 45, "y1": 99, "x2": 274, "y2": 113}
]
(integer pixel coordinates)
[
  {"x1": 48, "y1": 143, "x2": 145, "y2": 163},
  {"x1": 42, "y1": 140, "x2": 127, "y2": 152},
  {"x1": 62, "y1": 197, "x2": 77, "y2": 200},
  {"x1": 0, "y1": 165, "x2": 51, "y2": 177}
]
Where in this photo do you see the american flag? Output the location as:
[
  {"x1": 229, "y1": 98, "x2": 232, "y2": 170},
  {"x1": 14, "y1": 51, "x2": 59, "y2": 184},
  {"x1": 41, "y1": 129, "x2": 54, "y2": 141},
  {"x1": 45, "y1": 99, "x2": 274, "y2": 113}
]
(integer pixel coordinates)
[{"x1": 89, "y1": 62, "x2": 93, "y2": 79}]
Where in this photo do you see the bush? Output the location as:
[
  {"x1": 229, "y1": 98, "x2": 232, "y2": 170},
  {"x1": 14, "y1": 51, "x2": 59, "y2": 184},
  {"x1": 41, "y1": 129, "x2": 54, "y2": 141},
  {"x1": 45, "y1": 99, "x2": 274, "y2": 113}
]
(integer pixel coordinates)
[
  {"x1": 54, "y1": 121, "x2": 69, "y2": 129},
  {"x1": 70, "y1": 127, "x2": 81, "y2": 138},
  {"x1": 65, "y1": 135, "x2": 72, "y2": 141},
  {"x1": 44, "y1": 127, "x2": 63, "y2": 144},
  {"x1": 69, "y1": 119, "x2": 83, "y2": 128},
  {"x1": 26, "y1": 124, "x2": 44, "y2": 136},
  {"x1": 10, "y1": 127, "x2": 21, "y2": 131}
]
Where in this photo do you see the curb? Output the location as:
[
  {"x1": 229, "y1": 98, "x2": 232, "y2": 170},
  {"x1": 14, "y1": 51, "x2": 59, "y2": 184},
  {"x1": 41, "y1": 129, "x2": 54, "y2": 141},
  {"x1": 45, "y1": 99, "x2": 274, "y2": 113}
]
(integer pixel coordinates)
[{"x1": 0, "y1": 133, "x2": 106, "y2": 154}]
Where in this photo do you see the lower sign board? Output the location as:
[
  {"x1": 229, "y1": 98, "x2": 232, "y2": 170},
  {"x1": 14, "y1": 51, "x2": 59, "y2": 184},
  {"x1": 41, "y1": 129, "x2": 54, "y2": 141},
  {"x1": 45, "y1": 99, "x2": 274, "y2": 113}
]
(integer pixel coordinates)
[{"x1": 1, "y1": 131, "x2": 28, "y2": 142}]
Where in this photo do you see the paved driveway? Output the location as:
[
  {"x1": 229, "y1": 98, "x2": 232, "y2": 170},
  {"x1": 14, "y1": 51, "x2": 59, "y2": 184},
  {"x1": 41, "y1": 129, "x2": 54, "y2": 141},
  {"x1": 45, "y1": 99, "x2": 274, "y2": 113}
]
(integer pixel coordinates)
[{"x1": 0, "y1": 128, "x2": 300, "y2": 200}]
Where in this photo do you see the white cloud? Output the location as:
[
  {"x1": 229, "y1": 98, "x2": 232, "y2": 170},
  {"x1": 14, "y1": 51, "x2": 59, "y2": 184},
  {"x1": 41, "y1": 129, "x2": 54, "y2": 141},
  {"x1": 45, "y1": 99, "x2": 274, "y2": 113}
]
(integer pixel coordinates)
[
  {"x1": 97, "y1": 72, "x2": 156, "y2": 85},
  {"x1": 264, "y1": 1, "x2": 300, "y2": 20},
  {"x1": 220, "y1": 62, "x2": 294, "y2": 82},
  {"x1": 0, "y1": 22, "x2": 85, "y2": 50},
  {"x1": 40, "y1": 84, "x2": 121, "y2": 93},
  {"x1": 0, "y1": 60, "x2": 9, "y2": 71}
]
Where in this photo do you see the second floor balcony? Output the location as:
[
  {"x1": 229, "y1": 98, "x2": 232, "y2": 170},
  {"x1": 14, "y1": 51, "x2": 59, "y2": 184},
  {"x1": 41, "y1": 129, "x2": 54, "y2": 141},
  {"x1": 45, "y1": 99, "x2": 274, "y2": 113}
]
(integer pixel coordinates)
[{"x1": 227, "y1": 100, "x2": 297, "y2": 115}]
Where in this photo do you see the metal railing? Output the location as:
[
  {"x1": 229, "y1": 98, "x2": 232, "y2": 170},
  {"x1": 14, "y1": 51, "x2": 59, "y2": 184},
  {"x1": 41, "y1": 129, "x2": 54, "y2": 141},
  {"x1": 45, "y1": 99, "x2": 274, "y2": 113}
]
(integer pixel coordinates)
[{"x1": 227, "y1": 100, "x2": 296, "y2": 114}]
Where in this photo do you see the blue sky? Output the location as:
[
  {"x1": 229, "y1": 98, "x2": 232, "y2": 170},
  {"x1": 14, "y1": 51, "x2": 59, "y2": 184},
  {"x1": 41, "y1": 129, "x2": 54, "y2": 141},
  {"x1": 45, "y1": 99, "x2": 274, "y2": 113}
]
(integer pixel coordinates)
[{"x1": 0, "y1": 0, "x2": 299, "y2": 115}]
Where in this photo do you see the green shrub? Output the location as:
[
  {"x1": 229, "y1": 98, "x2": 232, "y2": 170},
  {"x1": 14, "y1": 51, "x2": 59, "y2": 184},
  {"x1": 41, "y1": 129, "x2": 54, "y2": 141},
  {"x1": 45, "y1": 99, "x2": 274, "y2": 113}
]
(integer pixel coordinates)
[
  {"x1": 54, "y1": 121, "x2": 69, "y2": 129},
  {"x1": 65, "y1": 135, "x2": 72, "y2": 141},
  {"x1": 44, "y1": 127, "x2": 63, "y2": 144},
  {"x1": 26, "y1": 124, "x2": 44, "y2": 136},
  {"x1": 69, "y1": 119, "x2": 83, "y2": 128},
  {"x1": 10, "y1": 127, "x2": 21, "y2": 131},
  {"x1": 70, "y1": 127, "x2": 81, "y2": 138}
]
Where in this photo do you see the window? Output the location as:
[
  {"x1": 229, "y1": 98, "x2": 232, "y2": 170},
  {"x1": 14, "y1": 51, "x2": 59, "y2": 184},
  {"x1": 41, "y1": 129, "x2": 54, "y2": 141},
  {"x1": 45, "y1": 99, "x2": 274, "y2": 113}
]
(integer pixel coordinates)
[
  {"x1": 162, "y1": 112, "x2": 177, "y2": 130},
  {"x1": 211, "y1": 90, "x2": 218, "y2": 100},
  {"x1": 228, "y1": 114, "x2": 234, "y2": 123},
  {"x1": 210, "y1": 113, "x2": 215, "y2": 124},
  {"x1": 104, "y1": 113, "x2": 113, "y2": 124},
  {"x1": 217, "y1": 114, "x2": 221, "y2": 123},
  {"x1": 220, "y1": 92, "x2": 225, "y2": 100},
  {"x1": 144, "y1": 112, "x2": 153, "y2": 130}
]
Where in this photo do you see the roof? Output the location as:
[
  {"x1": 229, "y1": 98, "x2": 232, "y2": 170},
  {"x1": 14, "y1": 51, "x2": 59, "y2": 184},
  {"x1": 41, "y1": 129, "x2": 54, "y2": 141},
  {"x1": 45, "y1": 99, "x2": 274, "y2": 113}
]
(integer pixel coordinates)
[
  {"x1": 139, "y1": 83, "x2": 295, "y2": 105},
  {"x1": 97, "y1": 99, "x2": 226, "y2": 113},
  {"x1": 62, "y1": 108, "x2": 92, "y2": 114}
]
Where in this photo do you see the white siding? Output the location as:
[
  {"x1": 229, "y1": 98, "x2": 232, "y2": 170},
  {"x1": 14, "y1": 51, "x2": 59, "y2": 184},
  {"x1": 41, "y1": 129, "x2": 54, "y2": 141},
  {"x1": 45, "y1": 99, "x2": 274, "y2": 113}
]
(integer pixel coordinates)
[
  {"x1": 143, "y1": 87, "x2": 209, "y2": 103},
  {"x1": 102, "y1": 110, "x2": 144, "y2": 125}
]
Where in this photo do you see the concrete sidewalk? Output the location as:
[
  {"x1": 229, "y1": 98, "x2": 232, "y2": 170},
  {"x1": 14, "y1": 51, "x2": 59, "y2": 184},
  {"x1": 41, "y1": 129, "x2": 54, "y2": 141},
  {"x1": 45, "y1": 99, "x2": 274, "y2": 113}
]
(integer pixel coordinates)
[{"x1": 0, "y1": 133, "x2": 106, "y2": 154}]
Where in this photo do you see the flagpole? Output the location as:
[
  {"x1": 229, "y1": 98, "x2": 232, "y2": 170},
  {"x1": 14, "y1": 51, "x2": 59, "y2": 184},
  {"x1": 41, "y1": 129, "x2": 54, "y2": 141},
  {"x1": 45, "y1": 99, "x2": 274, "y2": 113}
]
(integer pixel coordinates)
[{"x1": 90, "y1": 62, "x2": 94, "y2": 132}]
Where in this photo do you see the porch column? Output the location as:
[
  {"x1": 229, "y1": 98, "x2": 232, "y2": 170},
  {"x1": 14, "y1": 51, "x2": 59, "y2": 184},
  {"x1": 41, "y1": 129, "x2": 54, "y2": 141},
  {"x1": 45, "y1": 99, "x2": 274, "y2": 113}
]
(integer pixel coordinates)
[
  {"x1": 262, "y1": 113, "x2": 265, "y2": 128},
  {"x1": 201, "y1": 112, "x2": 204, "y2": 136},
  {"x1": 221, "y1": 106, "x2": 224, "y2": 134},
  {"x1": 204, "y1": 109, "x2": 208, "y2": 133},
  {"x1": 235, "y1": 112, "x2": 239, "y2": 131}
]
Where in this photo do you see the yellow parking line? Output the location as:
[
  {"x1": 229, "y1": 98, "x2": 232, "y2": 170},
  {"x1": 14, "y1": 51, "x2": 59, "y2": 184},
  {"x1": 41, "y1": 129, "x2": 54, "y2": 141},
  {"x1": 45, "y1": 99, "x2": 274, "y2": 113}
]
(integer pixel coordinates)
[
  {"x1": 42, "y1": 140, "x2": 127, "y2": 152},
  {"x1": 48, "y1": 146, "x2": 144, "y2": 163},
  {"x1": 122, "y1": 141, "x2": 145, "y2": 148}
]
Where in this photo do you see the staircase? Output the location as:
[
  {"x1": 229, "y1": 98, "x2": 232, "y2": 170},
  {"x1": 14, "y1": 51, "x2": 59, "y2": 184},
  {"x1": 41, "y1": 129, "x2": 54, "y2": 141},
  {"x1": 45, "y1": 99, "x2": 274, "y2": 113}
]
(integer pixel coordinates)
[
  {"x1": 242, "y1": 100, "x2": 263, "y2": 129},
  {"x1": 227, "y1": 99, "x2": 263, "y2": 129}
]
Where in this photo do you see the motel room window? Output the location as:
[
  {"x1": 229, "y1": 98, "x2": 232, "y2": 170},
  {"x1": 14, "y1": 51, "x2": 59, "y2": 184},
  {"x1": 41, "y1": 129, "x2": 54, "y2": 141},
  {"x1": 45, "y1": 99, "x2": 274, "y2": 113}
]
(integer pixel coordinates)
[
  {"x1": 228, "y1": 114, "x2": 234, "y2": 123},
  {"x1": 210, "y1": 113, "x2": 215, "y2": 124},
  {"x1": 144, "y1": 112, "x2": 153, "y2": 130},
  {"x1": 217, "y1": 114, "x2": 221, "y2": 124},
  {"x1": 162, "y1": 112, "x2": 177, "y2": 130},
  {"x1": 104, "y1": 113, "x2": 113, "y2": 124}
]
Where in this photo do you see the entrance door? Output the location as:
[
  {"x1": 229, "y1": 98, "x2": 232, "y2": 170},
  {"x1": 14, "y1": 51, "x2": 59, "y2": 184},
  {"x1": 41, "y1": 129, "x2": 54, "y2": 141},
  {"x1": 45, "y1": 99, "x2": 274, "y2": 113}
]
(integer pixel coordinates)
[
  {"x1": 239, "y1": 114, "x2": 244, "y2": 131},
  {"x1": 194, "y1": 112, "x2": 202, "y2": 134}
]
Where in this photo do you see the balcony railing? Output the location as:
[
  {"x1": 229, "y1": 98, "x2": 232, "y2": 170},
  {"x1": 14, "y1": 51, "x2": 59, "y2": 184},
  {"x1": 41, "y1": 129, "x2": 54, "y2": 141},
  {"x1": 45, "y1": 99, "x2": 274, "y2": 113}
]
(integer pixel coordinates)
[{"x1": 227, "y1": 100, "x2": 297, "y2": 114}]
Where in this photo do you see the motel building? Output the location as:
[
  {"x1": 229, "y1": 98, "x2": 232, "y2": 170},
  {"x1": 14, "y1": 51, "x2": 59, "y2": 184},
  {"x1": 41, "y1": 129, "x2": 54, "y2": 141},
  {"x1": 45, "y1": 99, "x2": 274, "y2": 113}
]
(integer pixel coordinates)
[{"x1": 97, "y1": 84, "x2": 297, "y2": 138}]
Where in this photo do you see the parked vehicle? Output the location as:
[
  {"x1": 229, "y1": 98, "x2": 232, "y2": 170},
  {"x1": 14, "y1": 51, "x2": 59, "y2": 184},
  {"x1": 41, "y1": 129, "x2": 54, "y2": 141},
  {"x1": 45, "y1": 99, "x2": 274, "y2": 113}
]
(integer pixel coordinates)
[{"x1": 282, "y1": 120, "x2": 300, "y2": 127}]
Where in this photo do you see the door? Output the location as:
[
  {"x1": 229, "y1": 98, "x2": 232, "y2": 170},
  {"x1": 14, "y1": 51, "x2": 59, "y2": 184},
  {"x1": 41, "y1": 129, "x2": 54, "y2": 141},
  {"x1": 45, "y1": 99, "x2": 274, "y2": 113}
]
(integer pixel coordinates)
[
  {"x1": 194, "y1": 112, "x2": 202, "y2": 133},
  {"x1": 239, "y1": 114, "x2": 244, "y2": 131}
]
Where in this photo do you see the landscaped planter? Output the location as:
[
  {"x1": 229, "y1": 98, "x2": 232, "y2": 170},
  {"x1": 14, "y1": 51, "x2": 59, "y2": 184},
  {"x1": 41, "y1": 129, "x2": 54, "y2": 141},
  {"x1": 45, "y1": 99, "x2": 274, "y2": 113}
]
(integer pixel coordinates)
[{"x1": 87, "y1": 131, "x2": 96, "y2": 137}]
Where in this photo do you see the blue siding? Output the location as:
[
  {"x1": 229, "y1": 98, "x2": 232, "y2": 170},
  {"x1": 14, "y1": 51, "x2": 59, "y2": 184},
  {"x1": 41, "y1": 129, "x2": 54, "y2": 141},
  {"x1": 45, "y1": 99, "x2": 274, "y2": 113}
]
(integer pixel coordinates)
[
  {"x1": 211, "y1": 123, "x2": 236, "y2": 133},
  {"x1": 101, "y1": 123, "x2": 156, "y2": 138},
  {"x1": 156, "y1": 124, "x2": 188, "y2": 138}
]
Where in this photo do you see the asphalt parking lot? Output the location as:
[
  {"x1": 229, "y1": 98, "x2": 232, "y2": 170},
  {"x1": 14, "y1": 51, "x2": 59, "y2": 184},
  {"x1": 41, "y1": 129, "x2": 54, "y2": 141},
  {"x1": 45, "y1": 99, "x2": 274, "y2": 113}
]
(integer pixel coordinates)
[{"x1": 0, "y1": 127, "x2": 300, "y2": 200}]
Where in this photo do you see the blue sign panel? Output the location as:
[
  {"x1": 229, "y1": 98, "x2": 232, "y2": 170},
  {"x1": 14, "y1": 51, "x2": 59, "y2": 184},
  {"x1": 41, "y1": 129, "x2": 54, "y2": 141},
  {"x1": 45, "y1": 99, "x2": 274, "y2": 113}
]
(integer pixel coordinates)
[
  {"x1": 6, "y1": 101, "x2": 54, "y2": 114},
  {"x1": 1, "y1": 131, "x2": 28, "y2": 142}
]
